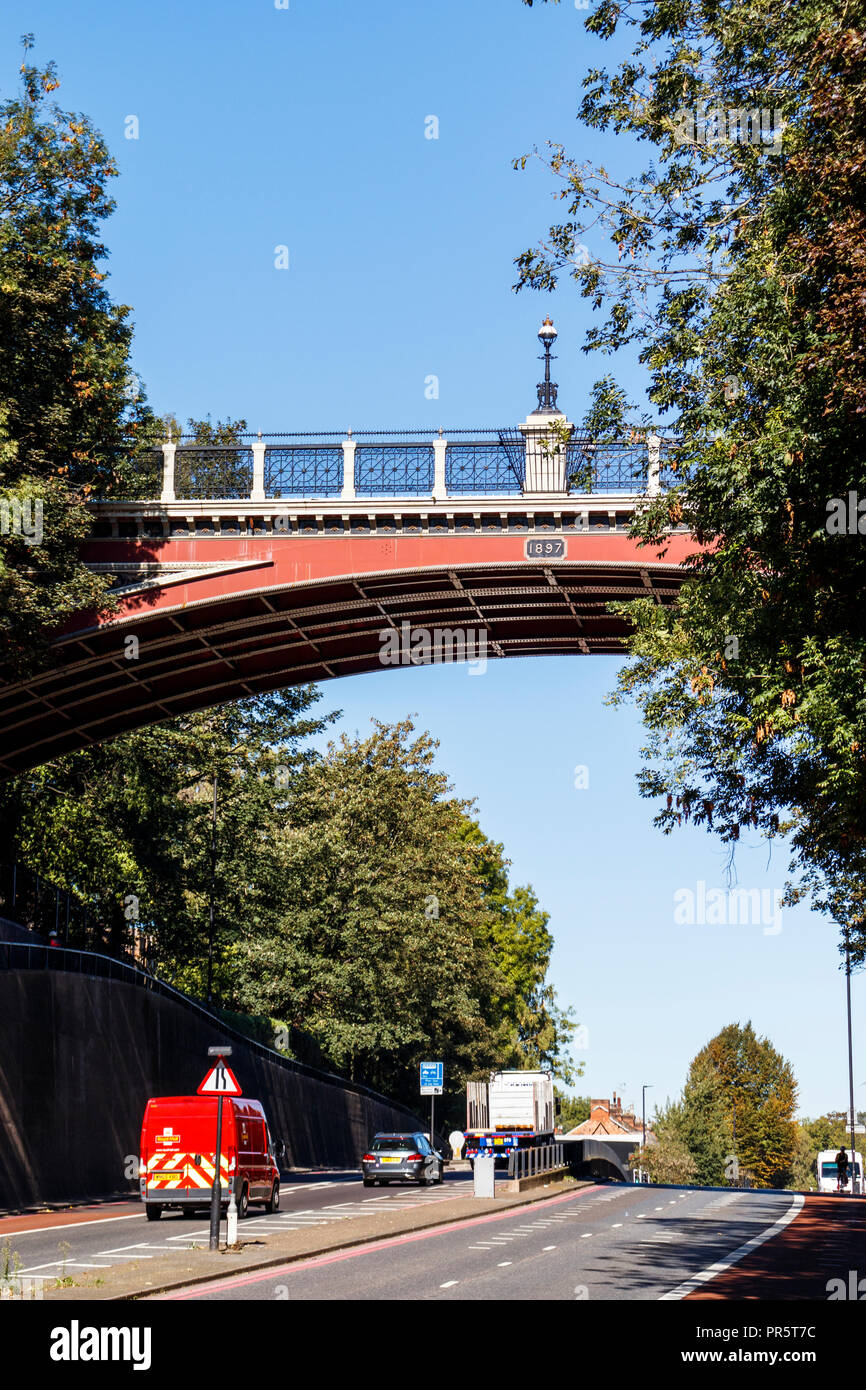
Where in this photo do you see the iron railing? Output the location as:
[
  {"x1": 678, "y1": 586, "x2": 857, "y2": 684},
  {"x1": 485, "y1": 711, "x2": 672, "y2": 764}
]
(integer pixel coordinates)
[
  {"x1": 265, "y1": 447, "x2": 343, "y2": 498},
  {"x1": 354, "y1": 445, "x2": 434, "y2": 495},
  {"x1": 507, "y1": 1143, "x2": 568, "y2": 1180},
  {"x1": 91, "y1": 429, "x2": 680, "y2": 503},
  {"x1": 174, "y1": 447, "x2": 254, "y2": 500}
]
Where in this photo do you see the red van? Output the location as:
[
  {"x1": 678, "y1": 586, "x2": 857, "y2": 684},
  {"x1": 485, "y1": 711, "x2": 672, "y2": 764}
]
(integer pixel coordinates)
[{"x1": 140, "y1": 1095, "x2": 281, "y2": 1221}]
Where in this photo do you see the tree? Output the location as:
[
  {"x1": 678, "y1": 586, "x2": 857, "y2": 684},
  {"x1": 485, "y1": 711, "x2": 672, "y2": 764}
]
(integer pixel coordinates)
[
  {"x1": 632, "y1": 1128, "x2": 697, "y2": 1186},
  {"x1": 231, "y1": 719, "x2": 576, "y2": 1106},
  {"x1": 0, "y1": 687, "x2": 330, "y2": 977},
  {"x1": 0, "y1": 43, "x2": 162, "y2": 677},
  {"x1": 555, "y1": 1091, "x2": 591, "y2": 1131},
  {"x1": 646, "y1": 1023, "x2": 797, "y2": 1187},
  {"x1": 464, "y1": 823, "x2": 578, "y2": 1083},
  {"x1": 516, "y1": 0, "x2": 866, "y2": 958},
  {"x1": 695, "y1": 1022, "x2": 797, "y2": 1187}
]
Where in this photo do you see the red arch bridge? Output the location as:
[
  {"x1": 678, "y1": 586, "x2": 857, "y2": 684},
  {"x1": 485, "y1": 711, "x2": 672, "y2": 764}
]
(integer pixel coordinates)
[{"x1": 0, "y1": 419, "x2": 692, "y2": 777}]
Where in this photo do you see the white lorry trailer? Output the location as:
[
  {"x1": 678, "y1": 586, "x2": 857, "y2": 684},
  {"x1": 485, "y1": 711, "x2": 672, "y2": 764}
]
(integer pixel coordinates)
[{"x1": 464, "y1": 1069, "x2": 558, "y2": 1166}]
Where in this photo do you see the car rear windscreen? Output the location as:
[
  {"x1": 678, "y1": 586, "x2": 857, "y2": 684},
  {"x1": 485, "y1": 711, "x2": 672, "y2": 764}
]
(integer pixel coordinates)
[{"x1": 372, "y1": 1137, "x2": 417, "y2": 1151}]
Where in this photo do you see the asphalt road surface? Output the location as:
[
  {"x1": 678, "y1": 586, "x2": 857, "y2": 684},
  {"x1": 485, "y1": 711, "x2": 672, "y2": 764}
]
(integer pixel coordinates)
[
  {"x1": 163, "y1": 1183, "x2": 801, "y2": 1301},
  {"x1": 6, "y1": 1169, "x2": 481, "y2": 1279}
]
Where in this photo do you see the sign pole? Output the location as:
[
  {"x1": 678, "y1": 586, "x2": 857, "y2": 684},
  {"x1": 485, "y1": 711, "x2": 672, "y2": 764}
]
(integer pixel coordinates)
[
  {"x1": 208, "y1": 1087, "x2": 224, "y2": 1251},
  {"x1": 203, "y1": 1045, "x2": 235, "y2": 1252}
]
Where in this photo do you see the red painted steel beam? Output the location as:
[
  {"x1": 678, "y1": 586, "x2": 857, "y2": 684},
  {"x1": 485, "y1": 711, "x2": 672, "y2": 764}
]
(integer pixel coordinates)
[{"x1": 0, "y1": 531, "x2": 695, "y2": 777}]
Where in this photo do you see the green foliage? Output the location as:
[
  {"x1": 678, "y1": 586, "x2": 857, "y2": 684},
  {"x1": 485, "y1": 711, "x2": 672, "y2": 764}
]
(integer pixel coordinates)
[
  {"x1": 0, "y1": 46, "x2": 163, "y2": 676},
  {"x1": 518, "y1": 0, "x2": 866, "y2": 958},
  {"x1": 231, "y1": 719, "x2": 576, "y2": 1105},
  {"x1": 650, "y1": 1022, "x2": 797, "y2": 1187},
  {"x1": 4, "y1": 711, "x2": 575, "y2": 1106},
  {"x1": 555, "y1": 1091, "x2": 591, "y2": 1131}
]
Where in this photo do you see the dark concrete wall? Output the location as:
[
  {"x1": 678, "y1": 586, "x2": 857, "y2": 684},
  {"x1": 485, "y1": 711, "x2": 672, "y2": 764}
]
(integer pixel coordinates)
[{"x1": 0, "y1": 969, "x2": 424, "y2": 1208}]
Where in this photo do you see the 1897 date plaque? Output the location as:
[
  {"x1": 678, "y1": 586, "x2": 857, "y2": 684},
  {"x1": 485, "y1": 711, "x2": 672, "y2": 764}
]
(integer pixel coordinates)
[{"x1": 524, "y1": 537, "x2": 567, "y2": 559}]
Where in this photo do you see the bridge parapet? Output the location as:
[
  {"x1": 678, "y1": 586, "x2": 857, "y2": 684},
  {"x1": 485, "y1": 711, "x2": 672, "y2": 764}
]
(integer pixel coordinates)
[{"x1": 98, "y1": 426, "x2": 673, "y2": 509}]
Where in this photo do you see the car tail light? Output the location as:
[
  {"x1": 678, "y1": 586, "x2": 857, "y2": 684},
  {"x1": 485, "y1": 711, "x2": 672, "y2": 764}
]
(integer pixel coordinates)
[
  {"x1": 406, "y1": 1153, "x2": 424, "y2": 1161},
  {"x1": 362, "y1": 1154, "x2": 375, "y2": 1163}
]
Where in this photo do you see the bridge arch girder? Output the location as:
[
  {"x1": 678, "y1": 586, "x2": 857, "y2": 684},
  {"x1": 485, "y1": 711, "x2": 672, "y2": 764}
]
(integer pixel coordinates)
[{"x1": 0, "y1": 542, "x2": 688, "y2": 778}]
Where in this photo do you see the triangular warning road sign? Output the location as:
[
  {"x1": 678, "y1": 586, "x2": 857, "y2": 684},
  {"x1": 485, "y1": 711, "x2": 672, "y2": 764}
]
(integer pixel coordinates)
[{"x1": 197, "y1": 1062, "x2": 243, "y2": 1096}]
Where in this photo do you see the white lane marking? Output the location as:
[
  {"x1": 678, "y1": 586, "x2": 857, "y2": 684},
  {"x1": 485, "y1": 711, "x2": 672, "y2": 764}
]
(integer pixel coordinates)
[
  {"x1": 655, "y1": 1206, "x2": 664, "y2": 1211},
  {"x1": 440, "y1": 1280, "x2": 459, "y2": 1288},
  {"x1": 612, "y1": 1223, "x2": 623, "y2": 1228},
  {"x1": 95, "y1": 1252, "x2": 153, "y2": 1260},
  {"x1": 659, "y1": 1194, "x2": 805, "y2": 1301},
  {"x1": 497, "y1": 1261, "x2": 512, "y2": 1267},
  {"x1": 4, "y1": 1212, "x2": 145, "y2": 1238},
  {"x1": 581, "y1": 1233, "x2": 592, "y2": 1238},
  {"x1": 543, "y1": 1245, "x2": 556, "y2": 1251},
  {"x1": 96, "y1": 1251, "x2": 154, "y2": 1262},
  {"x1": 636, "y1": 1215, "x2": 647, "y2": 1220}
]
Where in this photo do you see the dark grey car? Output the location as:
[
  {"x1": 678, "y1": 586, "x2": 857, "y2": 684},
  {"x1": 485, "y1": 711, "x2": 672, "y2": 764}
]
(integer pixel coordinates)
[{"x1": 361, "y1": 1132, "x2": 444, "y2": 1186}]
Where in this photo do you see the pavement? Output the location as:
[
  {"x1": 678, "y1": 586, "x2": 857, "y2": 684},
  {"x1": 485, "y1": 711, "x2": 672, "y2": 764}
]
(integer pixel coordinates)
[{"x1": 686, "y1": 1194, "x2": 866, "y2": 1300}]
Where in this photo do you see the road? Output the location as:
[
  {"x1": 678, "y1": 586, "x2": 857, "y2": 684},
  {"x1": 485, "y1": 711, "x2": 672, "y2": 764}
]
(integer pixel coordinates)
[
  {"x1": 3, "y1": 1169, "x2": 481, "y2": 1279},
  {"x1": 159, "y1": 1182, "x2": 803, "y2": 1301}
]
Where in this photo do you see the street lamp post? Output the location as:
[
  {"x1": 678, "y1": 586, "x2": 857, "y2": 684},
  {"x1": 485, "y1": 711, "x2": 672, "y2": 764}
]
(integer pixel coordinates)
[
  {"x1": 641, "y1": 1084, "x2": 652, "y2": 1183},
  {"x1": 535, "y1": 317, "x2": 560, "y2": 415},
  {"x1": 844, "y1": 928, "x2": 858, "y2": 1193}
]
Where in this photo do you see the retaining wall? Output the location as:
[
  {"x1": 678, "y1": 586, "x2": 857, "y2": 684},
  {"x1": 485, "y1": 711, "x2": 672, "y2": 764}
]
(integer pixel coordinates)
[{"x1": 0, "y1": 968, "x2": 424, "y2": 1208}]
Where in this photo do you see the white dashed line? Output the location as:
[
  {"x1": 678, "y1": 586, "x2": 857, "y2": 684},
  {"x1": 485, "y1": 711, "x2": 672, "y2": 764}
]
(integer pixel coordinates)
[
  {"x1": 497, "y1": 1261, "x2": 512, "y2": 1267},
  {"x1": 543, "y1": 1245, "x2": 556, "y2": 1251},
  {"x1": 440, "y1": 1280, "x2": 459, "y2": 1288}
]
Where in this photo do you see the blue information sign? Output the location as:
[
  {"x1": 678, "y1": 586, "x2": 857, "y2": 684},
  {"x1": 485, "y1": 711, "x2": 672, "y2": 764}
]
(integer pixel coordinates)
[{"x1": 420, "y1": 1061, "x2": 444, "y2": 1095}]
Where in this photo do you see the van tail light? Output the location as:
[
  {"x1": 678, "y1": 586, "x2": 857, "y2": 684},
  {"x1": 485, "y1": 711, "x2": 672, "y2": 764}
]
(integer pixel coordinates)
[
  {"x1": 362, "y1": 1154, "x2": 375, "y2": 1163},
  {"x1": 227, "y1": 1148, "x2": 237, "y2": 1174}
]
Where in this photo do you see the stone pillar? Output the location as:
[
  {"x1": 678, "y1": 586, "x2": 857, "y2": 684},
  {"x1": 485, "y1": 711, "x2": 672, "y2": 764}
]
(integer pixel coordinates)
[
  {"x1": 341, "y1": 436, "x2": 356, "y2": 501},
  {"x1": 251, "y1": 437, "x2": 266, "y2": 503},
  {"x1": 432, "y1": 436, "x2": 447, "y2": 501},
  {"x1": 161, "y1": 441, "x2": 176, "y2": 503},
  {"x1": 519, "y1": 412, "x2": 572, "y2": 497}
]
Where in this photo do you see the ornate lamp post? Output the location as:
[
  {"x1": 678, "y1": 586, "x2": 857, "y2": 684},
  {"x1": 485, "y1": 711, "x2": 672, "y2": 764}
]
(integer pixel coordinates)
[{"x1": 535, "y1": 316, "x2": 560, "y2": 415}]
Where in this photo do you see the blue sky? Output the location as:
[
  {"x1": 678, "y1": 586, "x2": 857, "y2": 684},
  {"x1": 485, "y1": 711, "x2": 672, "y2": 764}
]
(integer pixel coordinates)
[{"x1": 3, "y1": 0, "x2": 861, "y2": 1119}]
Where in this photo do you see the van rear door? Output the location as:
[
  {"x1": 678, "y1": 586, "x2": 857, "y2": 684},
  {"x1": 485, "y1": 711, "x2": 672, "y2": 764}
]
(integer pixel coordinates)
[{"x1": 142, "y1": 1097, "x2": 231, "y2": 1202}]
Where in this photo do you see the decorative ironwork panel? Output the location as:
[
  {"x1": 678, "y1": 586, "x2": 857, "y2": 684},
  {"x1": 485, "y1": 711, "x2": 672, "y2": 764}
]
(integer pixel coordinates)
[
  {"x1": 446, "y1": 442, "x2": 523, "y2": 494},
  {"x1": 354, "y1": 445, "x2": 434, "y2": 495},
  {"x1": 567, "y1": 438, "x2": 648, "y2": 493},
  {"x1": 95, "y1": 449, "x2": 163, "y2": 501},
  {"x1": 174, "y1": 447, "x2": 253, "y2": 499},
  {"x1": 265, "y1": 447, "x2": 342, "y2": 497}
]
